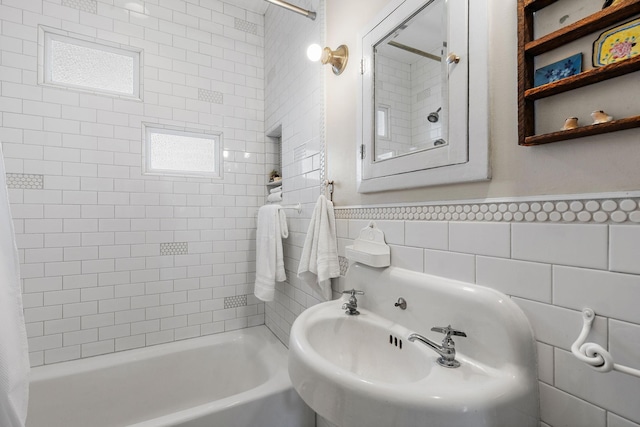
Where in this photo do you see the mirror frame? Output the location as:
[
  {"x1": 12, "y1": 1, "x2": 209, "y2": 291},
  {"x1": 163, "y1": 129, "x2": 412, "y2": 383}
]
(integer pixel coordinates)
[
  {"x1": 365, "y1": 0, "x2": 468, "y2": 176},
  {"x1": 356, "y1": 0, "x2": 490, "y2": 193}
]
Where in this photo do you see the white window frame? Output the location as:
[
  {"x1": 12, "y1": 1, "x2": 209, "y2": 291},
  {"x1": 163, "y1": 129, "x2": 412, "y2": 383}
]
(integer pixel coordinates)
[
  {"x1": 38, "y1": 26, "x2": 142, "y2": 100},
  {"x1": 142, "y1": 124, "x2": 223, "y2": 179}
]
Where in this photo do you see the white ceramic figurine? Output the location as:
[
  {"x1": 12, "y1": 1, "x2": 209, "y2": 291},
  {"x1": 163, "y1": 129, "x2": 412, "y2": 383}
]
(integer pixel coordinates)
[
  {"x1": 591, "y1": 110, "x2": 613, "y2": 124},
  {"x1": 561, "y1": 117, "x2": 579, "y2": 130}
]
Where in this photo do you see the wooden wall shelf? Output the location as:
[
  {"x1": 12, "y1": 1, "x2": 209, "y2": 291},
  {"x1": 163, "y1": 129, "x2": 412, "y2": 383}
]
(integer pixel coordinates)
[
  {"x1": 524, "y1": 0, "x2": 559, "y2": 12},
  {"x1": 525, "y1": 0, "x2": 640, "y2": 56},
  {"x1": 523, "y1": 115, "x2": 640, "y2": 146},
  {"x1": 518, "y1": 0, "x2": 640, "y2": 146},
  {"x1": 525, "y1": 55, "x2": 640, "y2": 101}
]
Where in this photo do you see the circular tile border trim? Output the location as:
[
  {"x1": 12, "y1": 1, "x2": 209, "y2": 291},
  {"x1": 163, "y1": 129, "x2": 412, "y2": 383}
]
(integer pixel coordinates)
[{"x1": 335, "y1": 197, "x2": 640, "y2": 224}]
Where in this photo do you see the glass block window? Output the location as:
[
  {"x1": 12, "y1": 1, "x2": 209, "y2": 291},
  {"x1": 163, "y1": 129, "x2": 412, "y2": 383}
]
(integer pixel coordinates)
[
  {"x1": 143, "y1": 126, "x2": 222, "y2": 178},
  {"x1": 43, "y1": 31, "x2": 140, "y2": 98}
]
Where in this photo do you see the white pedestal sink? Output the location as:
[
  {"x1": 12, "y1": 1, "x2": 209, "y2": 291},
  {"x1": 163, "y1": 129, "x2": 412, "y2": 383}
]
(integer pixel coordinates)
[{"x1": 288, "y1": 264, "x2": 539, "y2": 427}]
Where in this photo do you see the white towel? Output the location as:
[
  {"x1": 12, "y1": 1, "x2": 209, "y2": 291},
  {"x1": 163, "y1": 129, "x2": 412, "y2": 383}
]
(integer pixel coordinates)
[
  {"x1": 267, "y1": 192, "x2": 282, "y2": 203},
  {"x1": 254, "y1": 205, "x2": 288, "y2": 301},
  {"x1": 0, "y1": 145, "x2": 30, "y2": 427},
  {"x1": 297, "y1": 195, "x2": 340, "y2": 300},
  {"x1": 269, "y1": 186, "x2": 282, "y2": 194}
]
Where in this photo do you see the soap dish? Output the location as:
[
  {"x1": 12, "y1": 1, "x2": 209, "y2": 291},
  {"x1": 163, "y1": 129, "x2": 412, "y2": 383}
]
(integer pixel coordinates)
[{"x1": 345, "y1": 221, "x2": 390, "y2": 268}]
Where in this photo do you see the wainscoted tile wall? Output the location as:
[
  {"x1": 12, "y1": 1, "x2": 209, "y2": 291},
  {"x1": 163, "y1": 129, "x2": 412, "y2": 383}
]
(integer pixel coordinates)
[
  {"x1": 1, "y1": 0, "x2": 268, "y2": 366},
  {"x1": 263, "y1": 0, "x2": 326, "y2": 346},
  {"x1": 333, "y1": 195, "x2": 640, "y2": 427}
]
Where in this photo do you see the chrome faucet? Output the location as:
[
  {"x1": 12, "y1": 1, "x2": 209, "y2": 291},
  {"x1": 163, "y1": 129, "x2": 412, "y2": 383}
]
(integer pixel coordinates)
[
  {"x1": 408, "y1": 325, "x2": 467, "y2": 368},
  {"x1": 341, "y1": 289, "x2": 364, "y2": 315}
]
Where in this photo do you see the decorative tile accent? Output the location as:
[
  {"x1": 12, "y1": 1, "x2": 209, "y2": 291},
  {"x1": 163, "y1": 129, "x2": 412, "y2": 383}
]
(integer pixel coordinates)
[
  {"x1": 339, "y1": 256, "x2": 350, "y2": 276},
  {"x1": 334, "y1": 198, "x2": 640, "y2": 224},
  {"x1": 62, "y1": 0, "x2": 97, "y2": 13},
  {"x1": 224, "y1": 294, "x2": 247, "y2": 309},
  {"x1": 6, "y1": 173, "x2": 44, "y2": 190},
  {"x1": 234, "y1": 18, "x2": 257, "y2": 35},
  {"x1": 160, "y1": 242, "x2": 188, "y2": 255},
  {"x1": 198, "y1": 88, "x2": 223, "y2": 104},
  {"x1": 319, "y1": 52, "x2": 326, "y2": 187}
]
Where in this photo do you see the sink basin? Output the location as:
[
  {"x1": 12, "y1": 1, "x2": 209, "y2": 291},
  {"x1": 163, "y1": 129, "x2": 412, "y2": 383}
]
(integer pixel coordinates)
[
  {"x1": 304, "y1": 308, "x2": 431, "y2": 384},
  {"x1": 288, "y1": 264, "x2": 539, "y2": 427}
]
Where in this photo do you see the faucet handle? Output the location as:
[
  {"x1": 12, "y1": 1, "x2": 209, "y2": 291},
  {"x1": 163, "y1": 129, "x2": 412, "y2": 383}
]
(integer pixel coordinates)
[
  {"x1": 342, "y1": 289, "x2": 364, "y2": 296},
  {"x1": 430, "y1": 325, "x2": 467, "y2": 338}
]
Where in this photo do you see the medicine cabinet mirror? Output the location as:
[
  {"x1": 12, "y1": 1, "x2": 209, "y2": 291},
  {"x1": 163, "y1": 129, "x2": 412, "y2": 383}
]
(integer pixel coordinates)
[{"x1": 357, "y1": 0, "x2": 490, "y2": 193}]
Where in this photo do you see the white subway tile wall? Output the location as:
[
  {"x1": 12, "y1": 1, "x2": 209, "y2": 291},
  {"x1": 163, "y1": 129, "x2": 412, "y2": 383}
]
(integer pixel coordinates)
[
  {"x1": 373, "y1": 54, "x2": 411, "y2": 157},
  {"x1": 263, "y1": 0, "x2": 326, "y2": 345},
  {"x1": 1, "y1": 0, "x2": 267, "y2": 366},
  {"x1": 334, "y1": 202, "x2": 640, "y2": 426}
]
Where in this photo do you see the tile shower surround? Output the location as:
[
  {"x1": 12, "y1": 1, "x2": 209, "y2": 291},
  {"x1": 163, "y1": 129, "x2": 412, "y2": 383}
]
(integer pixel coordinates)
[
  {"x1": 262, "y1": 0, "x2": 326, "y2": 346},
  {"x1": 1, "y1": 0, "x2": 268, "y2": 366}
]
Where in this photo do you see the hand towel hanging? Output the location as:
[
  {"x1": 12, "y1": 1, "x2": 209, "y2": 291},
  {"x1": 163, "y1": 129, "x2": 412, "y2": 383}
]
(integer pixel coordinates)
[
  {"x1": 254, "y1": 205, "x2": 288, "y2": 301},
  {"x1": 297, "y1": 195, "x2": 340, "y2": 300}
]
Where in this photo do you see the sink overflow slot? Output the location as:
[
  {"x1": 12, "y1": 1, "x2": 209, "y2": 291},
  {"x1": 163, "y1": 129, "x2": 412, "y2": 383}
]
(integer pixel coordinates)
[{"x1": 388, "y1": 334, "x2": 403, "y2": 349}]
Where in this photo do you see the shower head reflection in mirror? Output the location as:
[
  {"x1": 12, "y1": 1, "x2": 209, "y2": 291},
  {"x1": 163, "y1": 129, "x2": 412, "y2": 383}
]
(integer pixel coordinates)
[{"x1": 428, "y1": 107, "x2": 442, "y2": 123}]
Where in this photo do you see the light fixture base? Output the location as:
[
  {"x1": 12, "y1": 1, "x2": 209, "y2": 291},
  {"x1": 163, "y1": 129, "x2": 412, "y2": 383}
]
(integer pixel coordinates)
[{"x1": 321, "y1": 45, "x2": 349, "y2": 75}]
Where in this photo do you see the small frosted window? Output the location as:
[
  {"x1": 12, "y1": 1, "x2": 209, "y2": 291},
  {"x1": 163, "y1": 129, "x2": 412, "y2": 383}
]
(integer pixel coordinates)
[
  {"x1": 144, "y1": 127, "x2": 222, "y2": 178},
  {"x1": 376, "y1": 105, "x2": 390, "y2": 139},
  {"x1": 44, "y1": 32, "x2": 140, "y2": 98}
]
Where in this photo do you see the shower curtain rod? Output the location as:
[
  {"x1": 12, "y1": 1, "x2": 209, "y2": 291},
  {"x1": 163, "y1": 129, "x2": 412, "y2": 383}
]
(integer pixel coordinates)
[
  {"x1": 265, "y1": 0, "x2": 316, "y2": 20},
  {"x1": 387, "y1": 41, "x2": 441, "y2": 62}
]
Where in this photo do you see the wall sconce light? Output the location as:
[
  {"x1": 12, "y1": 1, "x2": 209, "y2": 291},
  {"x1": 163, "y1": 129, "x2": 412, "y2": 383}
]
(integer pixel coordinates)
[{"x1": 307, "y1": 44, "x2": 349, "y2": 75}]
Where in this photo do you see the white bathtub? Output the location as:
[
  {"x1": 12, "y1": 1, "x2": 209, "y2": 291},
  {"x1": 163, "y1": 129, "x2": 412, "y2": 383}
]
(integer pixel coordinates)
[{"x1": 26, "y1": 326, "x2": 314, "y2": 427}]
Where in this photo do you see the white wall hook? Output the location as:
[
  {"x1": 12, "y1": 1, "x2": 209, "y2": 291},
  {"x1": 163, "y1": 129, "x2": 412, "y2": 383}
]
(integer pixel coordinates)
[{"x1": 571, "y1": 308, "x2": 640, "y2": 378}]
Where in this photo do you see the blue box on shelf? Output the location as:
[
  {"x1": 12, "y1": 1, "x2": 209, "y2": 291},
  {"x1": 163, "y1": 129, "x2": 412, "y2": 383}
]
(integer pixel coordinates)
[{"x1": 534, "y1": 53, "x2": 582, "y2": 87}]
